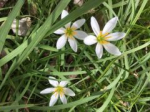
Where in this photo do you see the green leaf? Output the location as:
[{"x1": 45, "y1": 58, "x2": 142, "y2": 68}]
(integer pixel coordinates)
[
  {"x1": 0, "y1": 0, "x2": 106, "y2": 89},
  {"x1": 0, "y1": 0, "x2": 25, "y2": 52},
  {"x1": 51, "y1": 71, "x2": 86, "y2": 76},
  {"x1": 96, "y1": 87, "x2": 115, "y2": 112},
  {"x1": 106, "y1": 70, "x2": 124, "y2": 90},
  {"x1": 38, "y1": 44, "x2": 58, "y2": 52},
  {"x1": 0, "y1": 104, "x2": 34, "y2": 111},
  {"x1": 30, "y1": 95, "x2": 100, "y2": 111},
  {"x1": 0, "y1": 0, "x2": 71, "y2": 90}
]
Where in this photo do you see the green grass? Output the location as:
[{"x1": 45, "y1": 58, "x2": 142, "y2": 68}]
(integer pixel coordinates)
[{"x1": 0, "y1": 0, "x2": 150, "y2": 111}]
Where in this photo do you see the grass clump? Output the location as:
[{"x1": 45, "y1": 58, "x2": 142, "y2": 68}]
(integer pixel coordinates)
[{"x1": 0, "y1": 0, "x2": 150, "y2": 111}]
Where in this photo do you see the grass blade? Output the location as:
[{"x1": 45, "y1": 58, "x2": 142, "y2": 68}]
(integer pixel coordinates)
[{"x1": 0, "y1": 0, "x2": 25, "y2": 52}]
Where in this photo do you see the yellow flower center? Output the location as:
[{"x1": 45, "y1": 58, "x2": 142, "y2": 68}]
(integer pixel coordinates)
[
  {"x1": 65, "y1": 27, "x2": 76, "y2": 38},
  {"x1": 54, "y1": 86, "x2": 64, "y2": 97},
  {"x1": 97, "y1": 31, "x2": 110, "y2": 44}
]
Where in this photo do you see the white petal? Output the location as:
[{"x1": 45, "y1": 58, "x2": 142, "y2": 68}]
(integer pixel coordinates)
[
  {"x1": 48, "y1": 77, "x2": 59, "y2": 87},
  {"x1": 60, "y1": 94, "x2": 67, "y2": 104},
  {"x1": 103, "y1": 43, "x2": 121, "y2": 56},
  {"x1": 84, "y1": 35, "x2": 97, "y2": 45},
  {"x1": 56, "y1": 35, "x2": 67, "y2": 49},
  {"x1": 40, "y1": 88, "x2": 55, "y2": 94},
  {"x1": 72, "y1": 19, "x2": 85, "y2": 29},
  {"x1": 59, "y1": 81, "x2": 68, "y2": 87},
  {"x1": 11, "y1": 20, "x2": 22, "y2": 35},
  {"x1": 65, "y1": 22, "x2": 71, "y2": 28},
  {"x1": 74, "y1": 30, "x2": 88, "y2": 40},
  {"x1": 106, "y1": 32, "x2": 126, "y2": 41},
  {"x1": 11, "y1": 27, "x2": 22, "y2": 36},
  {"x1": 64, "y1": 88, "x2": 75, "y2": 96},
  {"x1": 91, "y1": 16, "x2": 100, "y2": 36},
  {"x1": 11, "y1": 19, "x2": 21, "y2": 28},
  {"x1": 102, "y1": 17, "x2": 118, "y2": 34},
  {"x1": 68, "y1": 38, "x2": 77, "y2": 52},
  {"x1": 49, "y1": 92, "x2": 58, "y2": 106},
  {"x1": 95, "y1": 43, "x2": 103, "y2": 59},
  {"x1": 61, "y1": 10, "x2": 71, "y2": 28},
  {"x1": 11, "y1": 18, "x2": 31, "y2": 36},
  {"x1": 54, "y1": 27, "x2": 65, "y2": 34},
  {"x1": 61, "y1": 10, "x2": 69, "y2": 19}
]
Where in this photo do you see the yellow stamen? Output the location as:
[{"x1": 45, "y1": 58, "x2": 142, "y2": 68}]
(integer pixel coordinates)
[
  {"x1": 97, "y1": 31, "x2": 110, "y2": 44},
  {"x1": 65, "y1": 27, "x2": 76, "y2": 39},
  {"x1": 54, "y1": 86, "x2": 64, "y2": 97}
]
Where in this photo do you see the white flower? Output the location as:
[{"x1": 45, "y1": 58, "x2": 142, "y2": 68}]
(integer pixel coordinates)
[
  {"x1": 11, "y1": 17, "x2": 31, "y2": 36},
  {"x1": 74, "y1": 0, "x2": 84, "y2": 6},
  {"x1": 40, "y1": 77, "x2": 75, "y2": 106},
  {"x1": 54, "y1": 10, "x2": 87, "y2": 52},
  {"x1": 84, "y1": 16, "x2": 126, "y2": 58}
]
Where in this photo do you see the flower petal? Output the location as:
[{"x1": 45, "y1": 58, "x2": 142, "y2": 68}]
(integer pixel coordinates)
[
  {"x1": 11, "y1": 18, "x2": 31, "y2": 36},
  {"x1": 59, "y1": 81, "x2": 68, "y2": 87},
  {"x1": 54, "y1": 27, "x2": 65, "y2": 34},
  {"x1": 103, "y1": 43, "x2": 121, "y2": 56},
  {"x1": 102, "y1": 17, "x2": 118, "y2": 34},
  {"x1": 64, "y1": 88, "x2": 75, "y2": 96},
  {"x1": 56, "y1": 35, "x2": 67, "y2": 49},
  {"x1": 40, "y1": 88, "x2": 55, "y2": 94},
  {"x1": 65, "y1": 22, "x2": 71, "y2": 28},
  {"x1": 106, "y1": 32, "x2": 126, "y2": 41},
  {"x1": 61, "y1": 10, "x2": 71, "y2": 28},
  {"x1": 72, "y1": 19, "x2": 85, "y2": 29},
  {"x1": 84, "y1": 35, "x2": 97, "y2": 45},
  {"x1": 74, "y1": 30, "x2": 88, "y2": 40},
  {"x1": 60, "y1": 94, "x2": 67, "y2": 104},
  {"x1": 68, "y1": 38, "x2": 77, "y2": 52},
  {"x1": 48, "y1": 77, "x2": 59, "y2": 87},
  {"x1": 95, "y1": 43, "x2": 103, "y2": 59},
  {"x1": 91, "y1": 16, "x2": 100, "y2": 36},
  {"x1": 61, "y1": 10, "x2": 69, "y2": 19},
  {"x1": 49, "y1": 92, "x2": 58, "y2": 106}
]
